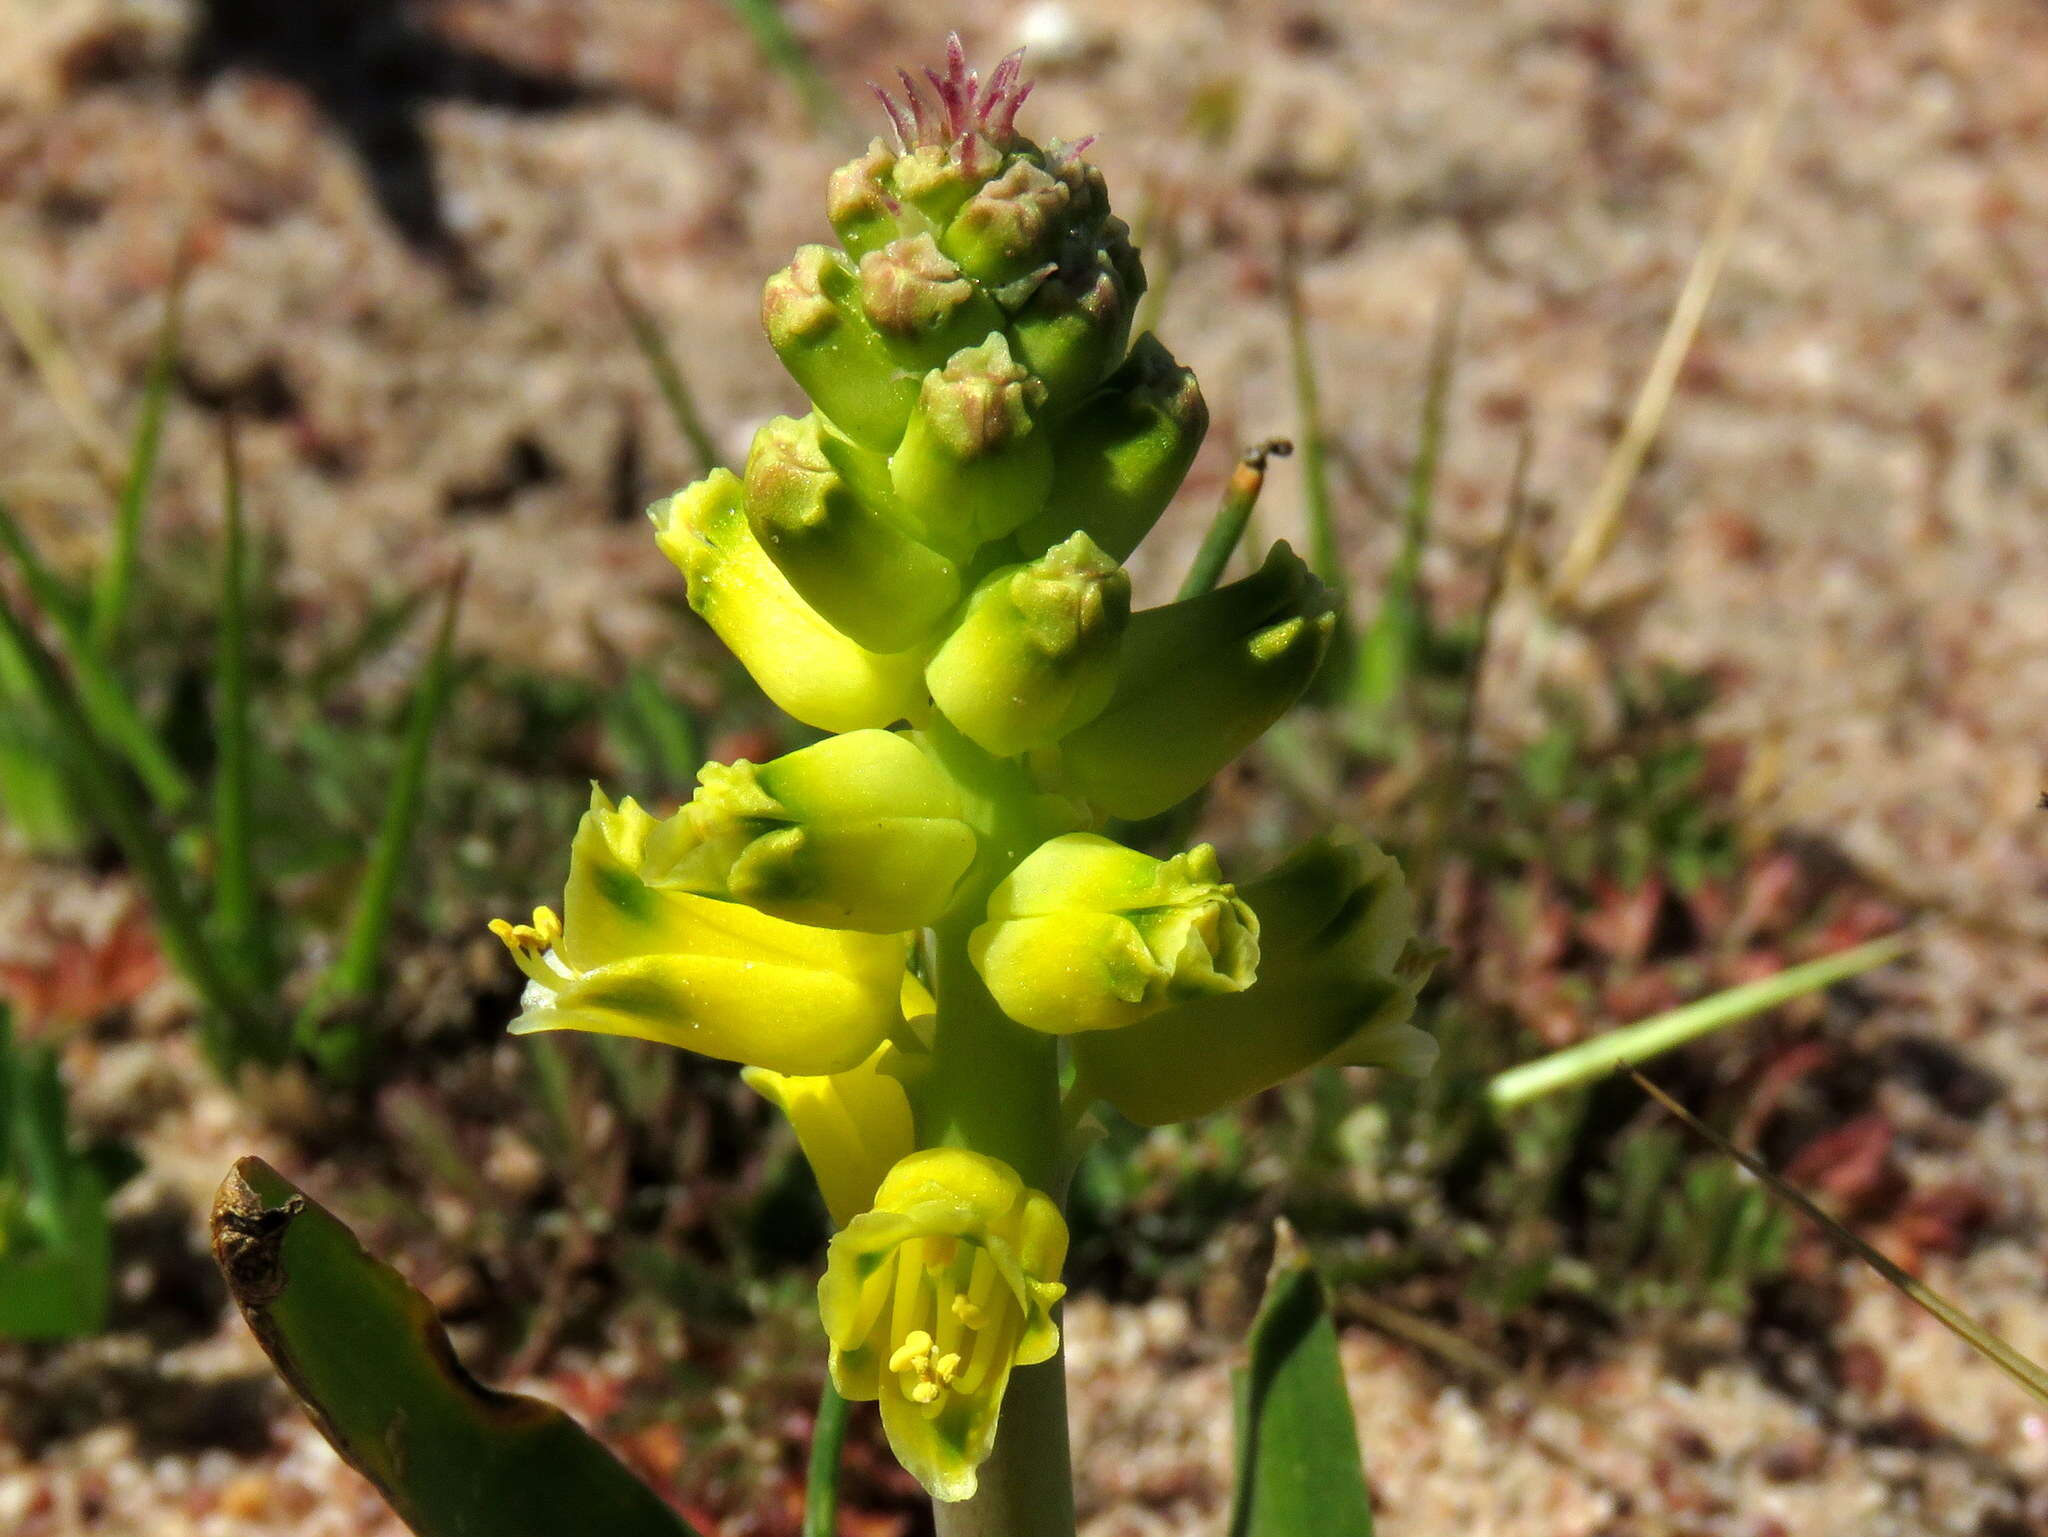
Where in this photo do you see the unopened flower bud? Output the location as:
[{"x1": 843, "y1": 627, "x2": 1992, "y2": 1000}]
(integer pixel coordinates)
[
  {"x1": 743, "y1": 1041, "x2": 917, "y2": 1226},
  {"x1": 857, "y1": 235, "x2": 1006, "y2": 381},
  {"x1": 490, "y1": 789, "x2": 912, "y2": 1076},
  {"x1": 970, "y1": 833, "x2": 1259, "y2": 1035},
  {"x1": 821, "y1": 1147, "x2": 1067, "y2": 1504},
  {"x1": 889, "y1": 140, "x2": 995, "y2": 229},
  {"x1": 653, "y1": 729, "x2": 977, "y2": 933},
  {"x1": 1006, "y1": 252, "x2": 1134, "y2": 416},
  {"x1": 652, "y1": 471, "x2": 927, "y2": 734},
  {"x1": 763, "y1": 246, "x2": 921, "y2": 450},
  {"x1": 1015, "y1": 335, "x2": 1208, "y2": 561},
  {"x1": 925, "y1": 532, "x2": 1129, "y2": 757},
  {"x1": 744, "y1": 415, "x2": 961, "y2": 653},
  {"x1": 828, "y1": 138, "x2": 903, "y2": 260},
  {"x1": 1072, "y1": 837, "x2": 1435, "y2": 1125},
  {"x1": 889, "y1": 333, "x2": 1054, "y2": 550},
  {"x1": 940, "y1": 158, "x2": 1071, "y2": 290},
  {"x1": 1055, "y1": 543, "x2": 1334, "y2": 818}
]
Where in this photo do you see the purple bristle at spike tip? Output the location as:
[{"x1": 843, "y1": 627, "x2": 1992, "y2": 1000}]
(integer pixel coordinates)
[{"x1": 866, "y1": 36, "x2": 1043, "y2": 152}]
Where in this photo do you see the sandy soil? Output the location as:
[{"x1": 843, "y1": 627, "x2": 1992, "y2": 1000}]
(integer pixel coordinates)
[{"x1": 3, "y1": 0, "x2": 2048, "y2": 1532}]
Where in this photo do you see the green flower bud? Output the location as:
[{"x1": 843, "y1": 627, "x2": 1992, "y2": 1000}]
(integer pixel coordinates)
[
  {"x1": 857, "y1": 235, "x2": 1006, "y2": 380},
  {"x1": 1014, "y1": 335, "x2": 1208, "y2": 561},
  {"x1": 763, "y1": 246, "x2": 921, "y2": 450},
  {"x1": 940, "y1": 158, "x2": 1071, "y2": 291},
  {"x1": 652, "y1": 471, "x2": 927, "y2": 734},
  {"x1": 1072, "y1": 837, "x2": 1435, "y2": 1125},
  {"x1": 889, "y1": 333, "x2": 1054, "y2": 550},
  {"x1": 889, "y1": 140, "x2": 995, "y2": 230},
  {"x1": 743, "y1": 414, "x2": 961, "y2": 653},
  {"x1": 1006, "y1": 252, "x2": 1132, "y2": 416},
  {"x1": 969, "y1": 833, "x2": 1259, "y2": 1035},
  {"x1": 925, "y1": 532, "x2": 1129, "y2": 757},
  {"x1": 1054, "y1": 543, "x2": 1334, "y2": 818},
  {"x1": 828, "y1": 138, "x2": 903, "y2": 260},
  {"x1": 651, "y1": 729, "x2": 977, "y2": 933}
]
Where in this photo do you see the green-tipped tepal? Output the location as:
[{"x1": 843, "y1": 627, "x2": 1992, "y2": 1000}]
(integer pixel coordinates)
[
  {"x1": 925, "y1": 532, "x2": 1129, "y2": 757},
  {"x1": 650, "y1": 729, "x2": 977, "y2": 934},
  {"x1": 1016, "y1": 335, "x2": 1208, "y2": 560},
  {"x1": 743, "y1": 414, "x2": 961, "y2": 653},
  {"x1": 970, "y1": 833, "x2": 1259, "y2": 1034},
  {"x1": 1055, "y1": 543, "x2": 1334, "y2": 818},
  {"x1": 889, "y1": 333, "x2": 1054, "y2": 551},
  {"x1": 1072, "y1": 837, "x2": 1435, "y2": 1125}
]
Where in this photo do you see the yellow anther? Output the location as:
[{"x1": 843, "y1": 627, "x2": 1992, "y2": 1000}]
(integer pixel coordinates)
[
  {"x1": 888, "y1": 1329, "x2": 935, "y2": 1375},
  {"x1": 907, "y1": 1379, "x2": 941, "y2": 1405},
  {"x1": 934, "y1": 1352, "x2": 962, "y2": 1383},
  {"x1": 951, "y1": 1294, "x2": 987, "y2": 1330},
  {"x1": 488, "y1": 906, "x2": 562, "y2": 954}
]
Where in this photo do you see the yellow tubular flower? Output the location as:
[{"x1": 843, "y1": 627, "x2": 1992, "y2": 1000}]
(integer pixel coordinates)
[
  {"x1": 651, "y1": 471, "x2": 928, "y2": 735},
  {"x1": 1070, "y1": 837, "x2": 1435, "y2": 1125},
  {"x1": 742, "y1": 1043, "x2": 918, "y2": 1227},
  {"x1": 969, "y1": 833, "x2": 1259, "y2": 1034},
  {"x1": 820, "y1": 1149, "x2": 1068, "y2": 1503},
  {"x1": 489, "y1": 788, "x2": 911, "y2": 1076}
]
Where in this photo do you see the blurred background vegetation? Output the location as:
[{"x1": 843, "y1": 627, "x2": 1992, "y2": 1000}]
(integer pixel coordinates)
[{"x1": 2, "y1": 2, "x2": 2046, "y2": 1533}]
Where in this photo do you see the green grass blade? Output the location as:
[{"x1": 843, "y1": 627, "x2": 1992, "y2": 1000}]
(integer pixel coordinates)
[
  {"x1": 802, "y1": 1377, "x2": 850, "y2": 1537},
  {"x1": 322, "y1": 567, "x2": 467, "y2": 1006},
  {"x1": 0, "y1": 646, "x2": 87, "y2": 851},
  {"x1": 0, "y1": 499, "x2": 192, "y2": 811},
  {"x1": 603, "y1": 254, "x2": 721, "y2": 477},
  {"x1": 1179, "y1": 440, "x2": 1293, "y2": 601},
  {"x1": 1353, "y1": 283, "x2": 1461, "y2": 719},
  {"x1": 1228, "y1": 1224, "x2": 1374, "y2": 1537},
  {"x1": 717, "y1": 0, "x2": 843, "y2": 131},
  {"x1": 89, "y1": 264, "x2": 185, "y2": 656},
  {"x1": 210, "y1": 421, "x2": 274, "y2": 993},
  {"x1": 0, "y1": 1008, "x2": 114, "y2": 1341},
  {"x1": 0, "y1": 584, "x2": 264, "y2": 1069},
  {"x1": 1633, "y1": 1073, "x2": 2048, "y2": 1409},
  {"x1": 212, "y1": 1158, "x2": 704, "y2": 1537},
  {"x1": 1279, "y1": 237, "x2": 1341, "y2": 602},
  {"x1": 1488, "y1": 933, "x2": 1910, "y2": 1114}
]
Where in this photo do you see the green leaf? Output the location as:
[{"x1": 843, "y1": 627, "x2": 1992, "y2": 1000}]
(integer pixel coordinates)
[
  {"x1": 0, "y1": 1011, "x2": 113, "y2": 1340},
  {"x1": 1178, "y1": 441, "x2": 1291, "y2": 601},
  {"x1": 1229, "y1": 1226, "x2": 1374, "y2": 1537},
  {"x1": 212, "y1": 1157, "x2": 702, "y2": 1537}
]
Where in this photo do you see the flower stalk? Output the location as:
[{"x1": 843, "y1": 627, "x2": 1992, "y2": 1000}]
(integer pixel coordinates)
[{"x1": 492, "y1": 35, "x2": 1435, "y2": 1531}]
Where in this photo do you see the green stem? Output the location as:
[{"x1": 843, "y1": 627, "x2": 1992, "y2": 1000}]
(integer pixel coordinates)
[
  {"x1": 1178, "y1": 440, "x2": 1291, "y2": 601},
  {"x1": 802, "y1": 1377, "x2": 849, "y2": 1537},
  {"x1": 931, "y1": 1348, "x2": 1075, "y2": 1537}
]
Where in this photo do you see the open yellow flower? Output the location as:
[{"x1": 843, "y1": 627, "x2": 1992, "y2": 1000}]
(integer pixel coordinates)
[
  {"x1": 820, "y1": 1148, "x2": 1068, "y2": 1503},
  {"x1": 490, "y1": 788, "x2": 911, "y2": 1076}
]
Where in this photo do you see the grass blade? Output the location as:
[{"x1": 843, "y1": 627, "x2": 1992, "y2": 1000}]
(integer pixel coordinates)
[
  {"x1": 1179, "y1": 440, "x2": 1292, "y2": 600},
  {"x1": 802, "y1": 1377, "x2": 850, "y2": 1537},
  {"x1": 211, "y1": 420, "x2": 275, "y2": 993},
  {"x1": 0, "y1": 499, "x2": 192, "y2": 811},
  {"x1": 1228, "y1": 1224, "x2": 1374, "y2": 1537},
  {"x1": 1353, "y1": 282, "x2": 1462, "y2": 719},
  {"x1": 603, "y1": 255, "x2": 721, "y2": 477},
  {"x1": 321, "y1": 566, "x2": 468, "y2": 1008},
  {"x1": 90, "y1": 263, "x2": 185, "y2": 656},
  {"x1": 0, "y1": 642, "x2": 87, "y2": 851},
  {"x1": 1278, "y1": 233, "x2": 1341, "y2": 603},
  {"x1": 0, "y1": 582, "x2": 263, "y2": 1069},
  {"x1": 1488, "y1": 932, "x2": 1909, "y2": 1114},
  {"x1": 212, "y1": 1157, "x2": 704, "y2": 1537},
  {"x1": 1549, "y1": 57, "x2": 1796, "y2": 608},
  {"x1": 1632, "y1": 1073, "x2": 2048, "y2": 1409}
]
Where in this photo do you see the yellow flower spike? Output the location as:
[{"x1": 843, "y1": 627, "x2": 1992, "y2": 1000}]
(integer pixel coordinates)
[
  {"x1": 969, "y1": 833, "x2": 1260, "y2": 1035},
  {"x1": 1070, "y1": 836, "x2": 1437, "y2": 1126},
  {"x1": 491, "y1": 787, "x2": 912, "y2": 1076},
  {"x1": 742, "y1": 1042, "x2": 918, "y2": 1227},
  {"x1": 820, "y1": 1148, "x2": 1068, "y2": 1504},
  {"x1": 650, "y1": 471, "x2": 928, "y2": 735}
]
